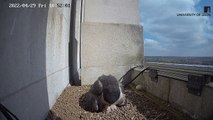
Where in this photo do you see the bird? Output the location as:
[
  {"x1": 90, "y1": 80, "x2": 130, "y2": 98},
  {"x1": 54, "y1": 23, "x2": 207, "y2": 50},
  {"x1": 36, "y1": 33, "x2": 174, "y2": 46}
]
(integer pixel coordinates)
[{"x1": 84, "y1": 75, "x2": 126, "y2": 112}]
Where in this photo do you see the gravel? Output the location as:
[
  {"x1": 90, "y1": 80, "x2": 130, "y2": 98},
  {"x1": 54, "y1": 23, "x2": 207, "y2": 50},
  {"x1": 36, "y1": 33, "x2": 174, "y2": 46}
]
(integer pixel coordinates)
[{"x1": 46, "y1": 86, "x2": 193, "y2": 120}]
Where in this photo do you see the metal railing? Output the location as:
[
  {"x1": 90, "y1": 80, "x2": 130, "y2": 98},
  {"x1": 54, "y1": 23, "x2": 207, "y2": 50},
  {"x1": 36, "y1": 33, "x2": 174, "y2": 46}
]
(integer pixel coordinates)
[{"x1": 140, "y1": 62, "x2": 213, "y2": 88}]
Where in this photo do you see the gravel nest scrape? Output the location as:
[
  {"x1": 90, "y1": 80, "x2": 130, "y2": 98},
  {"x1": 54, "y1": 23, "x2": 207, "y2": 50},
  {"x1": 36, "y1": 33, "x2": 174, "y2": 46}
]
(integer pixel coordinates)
[{"x1": 46, "y1": 86, "x2": 192, "y2": 120}]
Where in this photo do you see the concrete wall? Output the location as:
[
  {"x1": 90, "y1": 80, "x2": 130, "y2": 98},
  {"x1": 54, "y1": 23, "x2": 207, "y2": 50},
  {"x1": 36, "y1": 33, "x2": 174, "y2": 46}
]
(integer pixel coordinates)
[
  {"x1": 0, "y1": 0, "x2": 50, "y2": 119},
  {"x1": 81, "y1": 0, "x2": 143, "y2": 84},
  {"x1": 0, "y1": 0, "x2": 71, "y2": 119},
  {"x1": 84, "y1": 0, "x2": 140, "y2": 24},
  {"x1": 132, "y1": 70, "x2": 213, "y2": 120},
  {"x1": 46, "y1": 0, "x2": 71, "y2": 108}
]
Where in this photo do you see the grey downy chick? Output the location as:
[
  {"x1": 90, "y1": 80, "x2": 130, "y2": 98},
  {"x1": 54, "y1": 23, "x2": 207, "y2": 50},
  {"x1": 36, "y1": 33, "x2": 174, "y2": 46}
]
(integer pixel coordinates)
[{"x1": 85, "y1": 75, "x2": 126, "y2": 112}]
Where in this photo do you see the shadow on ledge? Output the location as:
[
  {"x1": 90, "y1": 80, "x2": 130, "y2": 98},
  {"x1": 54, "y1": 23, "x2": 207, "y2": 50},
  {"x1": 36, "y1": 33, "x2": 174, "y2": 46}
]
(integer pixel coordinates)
[{"x1": 46, "y1": 111, "x2": 62, "y2": 120}]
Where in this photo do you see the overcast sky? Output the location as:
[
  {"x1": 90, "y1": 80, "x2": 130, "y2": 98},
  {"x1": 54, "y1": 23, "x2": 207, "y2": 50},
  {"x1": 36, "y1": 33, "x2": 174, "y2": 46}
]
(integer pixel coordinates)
[{"x1": 140, "y1": 0, "x2": 213, "y2": 56}]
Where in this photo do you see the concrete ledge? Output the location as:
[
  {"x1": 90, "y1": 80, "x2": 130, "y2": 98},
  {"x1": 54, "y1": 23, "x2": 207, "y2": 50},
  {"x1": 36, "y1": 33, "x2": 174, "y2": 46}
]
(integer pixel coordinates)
[
  {"x1": 132, "y1": 70, "x2": 213, "y2": 120},
  {"x1": 146, "y1": 62, "x2": 213, "y2": 81}
]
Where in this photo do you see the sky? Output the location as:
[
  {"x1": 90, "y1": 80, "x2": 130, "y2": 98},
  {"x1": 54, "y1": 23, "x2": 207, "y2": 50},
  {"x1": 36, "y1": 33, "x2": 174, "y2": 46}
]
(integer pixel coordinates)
[{"x1": 139, "y1": 0, "x2": 213, "y2": 56}]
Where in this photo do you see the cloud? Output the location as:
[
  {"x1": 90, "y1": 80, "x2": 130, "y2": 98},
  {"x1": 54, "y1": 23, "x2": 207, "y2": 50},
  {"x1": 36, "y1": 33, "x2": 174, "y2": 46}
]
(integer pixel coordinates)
[
  {"x1": 144, "y1": 38, "x2": 168, "y2": 56},
  {"x1": 144, "y1": 38, "x2": 158, "y2": 46},
  {"x1": 144, "y1": 38, "x2": 166, "y2": 50},
  {"x1": 140, "y1": 0, "x2": 213, "y2": 56}
]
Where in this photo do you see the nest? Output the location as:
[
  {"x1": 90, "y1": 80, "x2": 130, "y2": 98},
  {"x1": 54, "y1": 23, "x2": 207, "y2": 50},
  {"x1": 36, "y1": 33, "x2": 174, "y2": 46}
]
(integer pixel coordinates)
[{"x1": 46, "y1": 86, "x2": 193, "y2": 120}]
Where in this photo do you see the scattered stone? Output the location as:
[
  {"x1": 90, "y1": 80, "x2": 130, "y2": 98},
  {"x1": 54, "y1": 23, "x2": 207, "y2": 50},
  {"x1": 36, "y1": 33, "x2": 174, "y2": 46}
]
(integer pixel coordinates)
[{"x1": 46, "y1": 86, "x2": 193, "y2": 120}]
